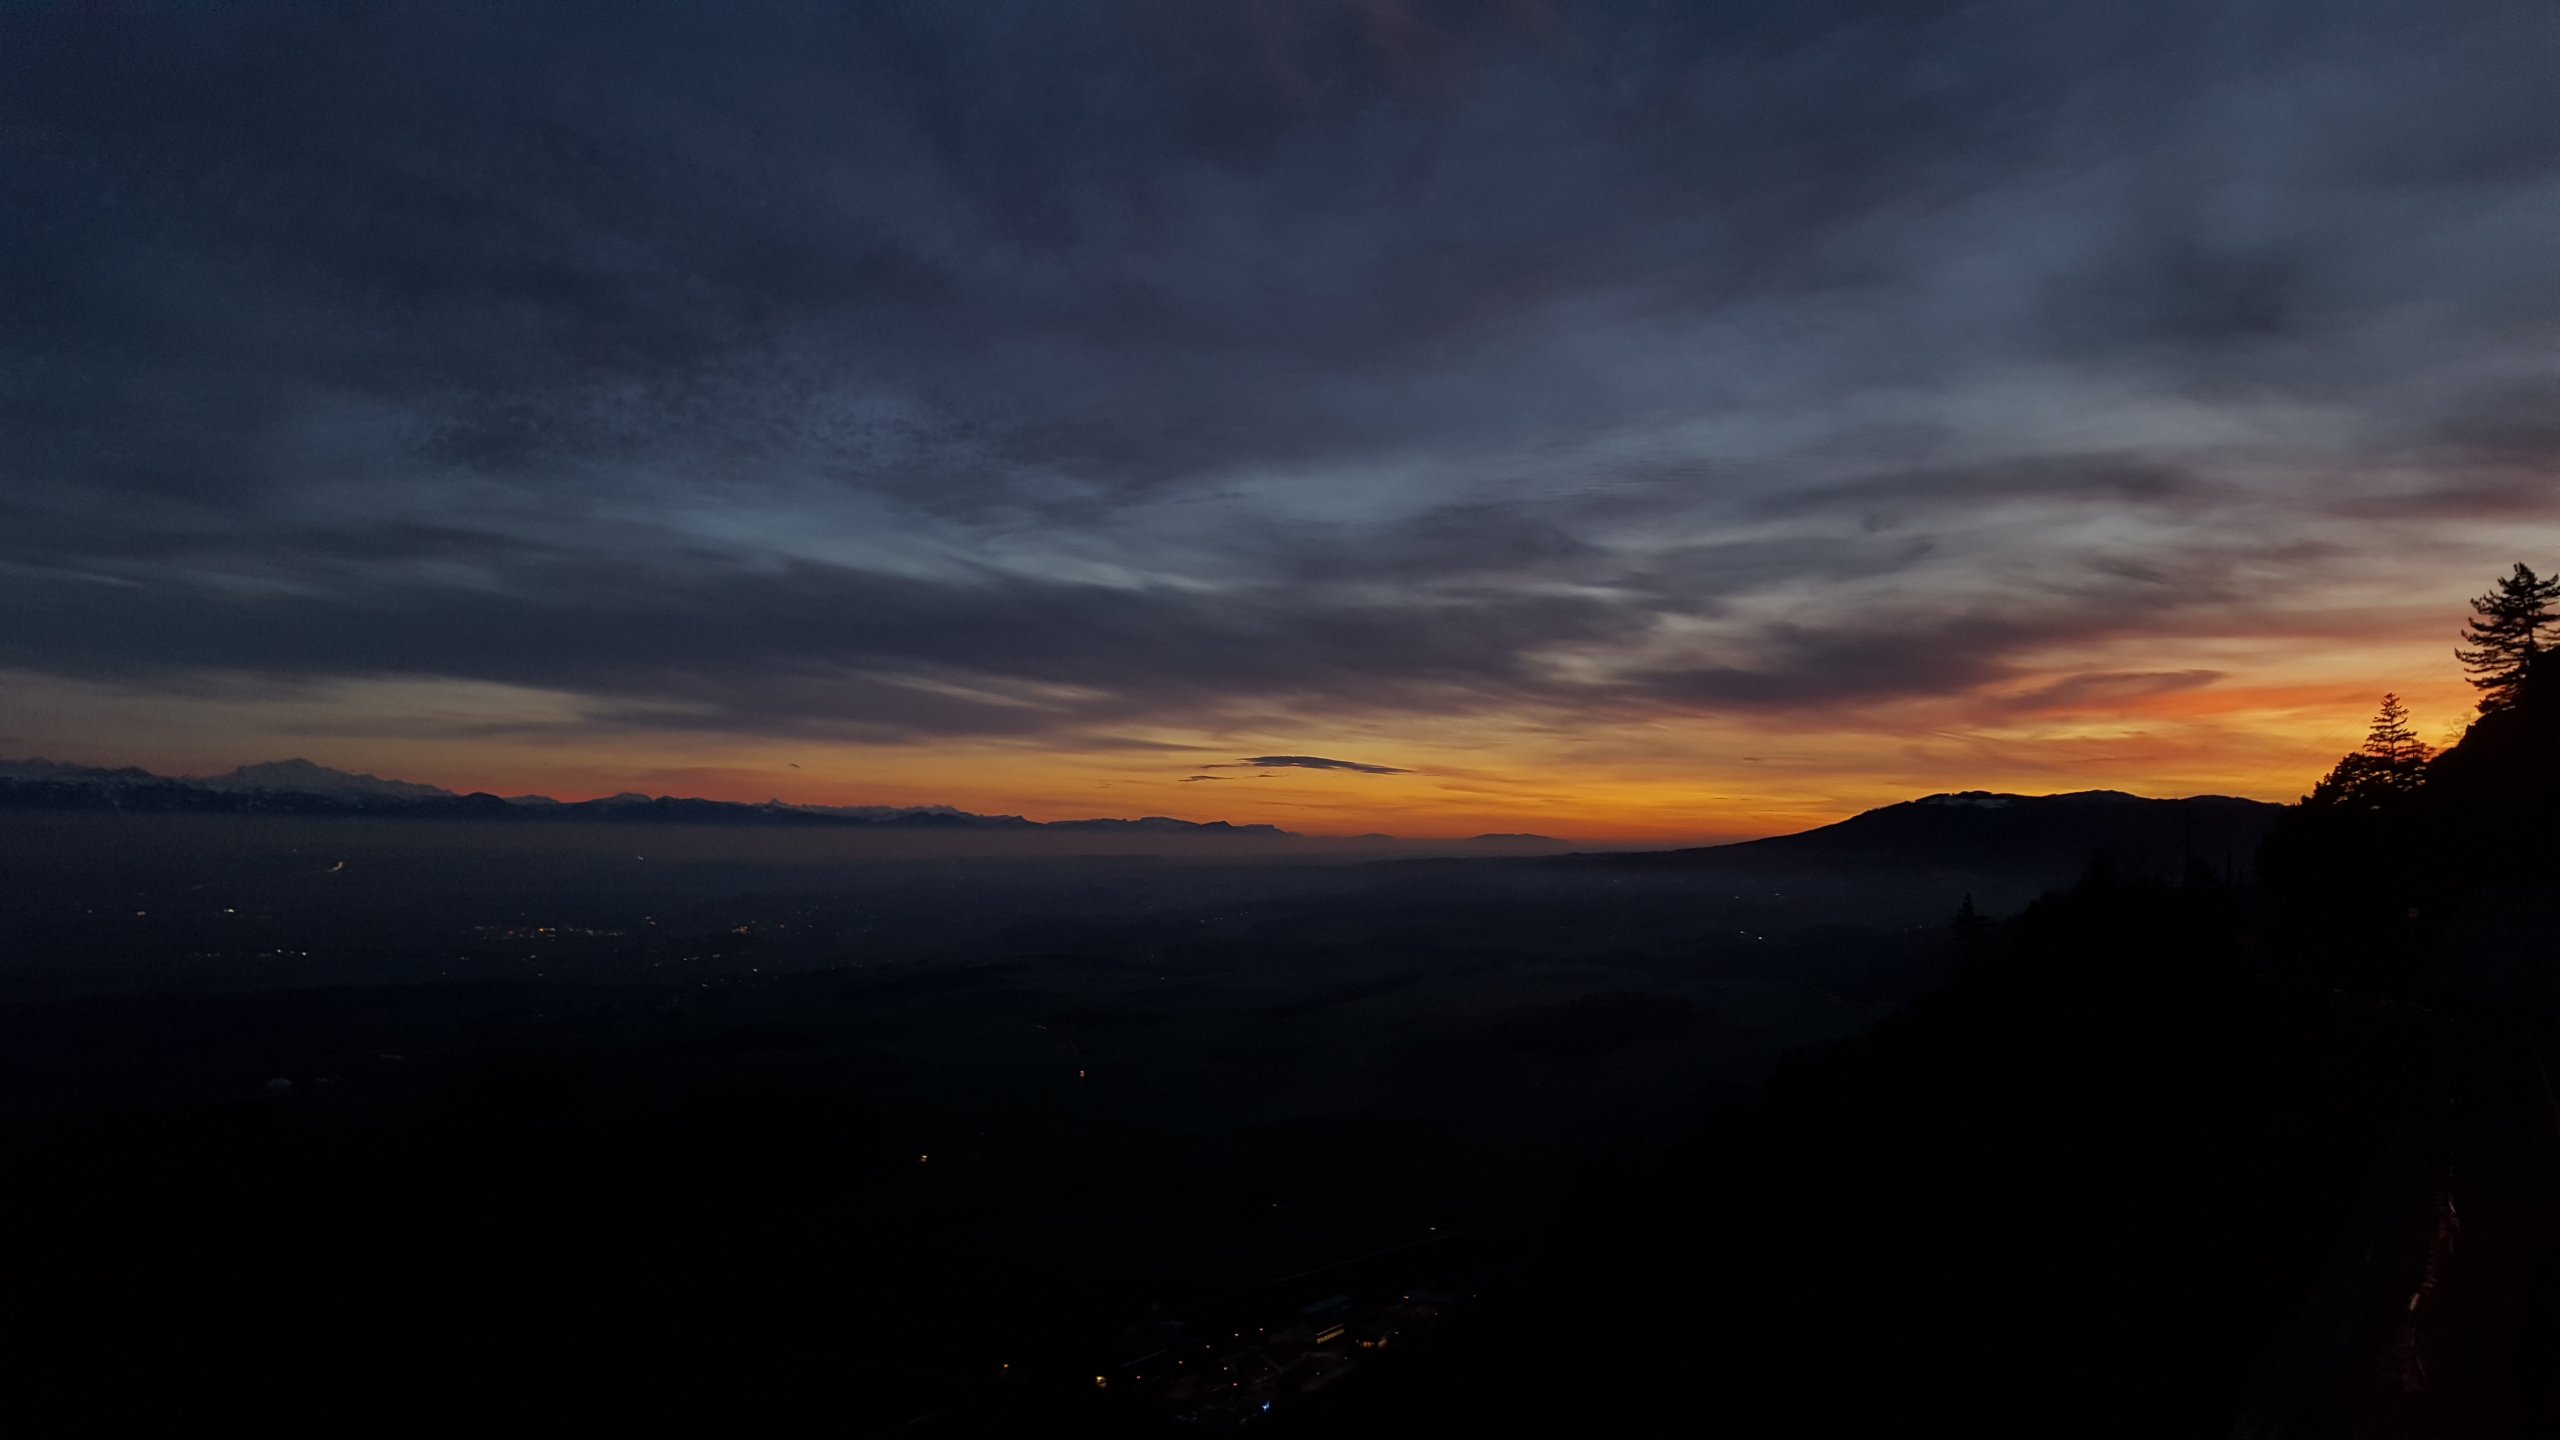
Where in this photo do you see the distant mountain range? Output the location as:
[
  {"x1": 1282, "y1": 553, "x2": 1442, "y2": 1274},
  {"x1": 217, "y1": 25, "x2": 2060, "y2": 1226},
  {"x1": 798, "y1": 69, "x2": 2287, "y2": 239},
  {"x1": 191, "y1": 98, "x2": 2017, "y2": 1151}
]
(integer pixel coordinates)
[
  {"x1": 0, "y1": 761, "x2": 2290, "y2": 869},
  {"x1": 0, "y1": 758, "x2": 1295, "y2": 836}
]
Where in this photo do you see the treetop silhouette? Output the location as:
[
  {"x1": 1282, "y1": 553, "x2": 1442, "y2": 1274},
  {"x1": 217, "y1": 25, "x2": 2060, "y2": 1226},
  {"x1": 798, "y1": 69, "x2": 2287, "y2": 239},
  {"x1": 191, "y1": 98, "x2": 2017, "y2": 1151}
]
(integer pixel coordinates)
[
  {"x1": 2304, "y1": 692, "x2": 2431, "y2": 810},
  {"x1": 2455, "y1": 562, "x2": 2560, "y2": 713}
]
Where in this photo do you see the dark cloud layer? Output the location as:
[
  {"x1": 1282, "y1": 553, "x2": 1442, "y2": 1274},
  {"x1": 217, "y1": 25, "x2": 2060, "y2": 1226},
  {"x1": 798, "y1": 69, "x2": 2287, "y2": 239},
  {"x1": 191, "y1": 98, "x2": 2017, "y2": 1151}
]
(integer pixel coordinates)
[
  {"x1": 1214, "y1": 757, "x2": 1412, "y2": 776},
  {"x1": 2, "y1": 1, "x2": 2553, "y2": 750}
]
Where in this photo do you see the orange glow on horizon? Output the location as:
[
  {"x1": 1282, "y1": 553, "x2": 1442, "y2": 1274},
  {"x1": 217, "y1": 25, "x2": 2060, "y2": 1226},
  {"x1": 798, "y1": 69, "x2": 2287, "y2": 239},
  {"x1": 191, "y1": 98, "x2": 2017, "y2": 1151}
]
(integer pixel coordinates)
[{"x1": 0, "y1": 595, "x2": 2510, "y2": 845}]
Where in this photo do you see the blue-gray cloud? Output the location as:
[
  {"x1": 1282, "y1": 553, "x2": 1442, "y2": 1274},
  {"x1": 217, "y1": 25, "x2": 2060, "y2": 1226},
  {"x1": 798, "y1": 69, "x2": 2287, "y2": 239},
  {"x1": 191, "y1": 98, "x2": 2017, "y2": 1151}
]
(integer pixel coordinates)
[{"x1": 1, "y1": 0, "x2": 2553, "y2": 747}]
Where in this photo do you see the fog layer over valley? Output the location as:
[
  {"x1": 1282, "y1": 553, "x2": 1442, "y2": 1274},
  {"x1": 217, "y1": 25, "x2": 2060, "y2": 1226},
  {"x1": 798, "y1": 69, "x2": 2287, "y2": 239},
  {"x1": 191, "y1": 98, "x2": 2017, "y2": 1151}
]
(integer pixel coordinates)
[{"x1": 0, "y1": 794, "x2": 2233, "y2": 1425}]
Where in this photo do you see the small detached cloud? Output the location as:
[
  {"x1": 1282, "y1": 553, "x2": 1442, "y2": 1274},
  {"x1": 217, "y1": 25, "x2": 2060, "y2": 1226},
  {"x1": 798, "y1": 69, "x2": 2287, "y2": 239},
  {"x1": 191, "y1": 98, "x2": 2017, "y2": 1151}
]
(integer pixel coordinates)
[
  {"x1": 1177, "y1": 774, "x2": 1227, "y2": 782},
  {"x1": 1211, "y1": 755, "x2": 1411, "y2": 775}
]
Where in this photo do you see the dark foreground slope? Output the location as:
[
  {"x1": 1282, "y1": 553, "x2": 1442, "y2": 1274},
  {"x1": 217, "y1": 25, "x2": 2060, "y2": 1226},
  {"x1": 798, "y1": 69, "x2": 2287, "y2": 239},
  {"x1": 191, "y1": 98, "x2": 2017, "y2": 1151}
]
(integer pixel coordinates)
[{"x1": 1305, "y1": 870, "x2": 2420, "y2": 1436}]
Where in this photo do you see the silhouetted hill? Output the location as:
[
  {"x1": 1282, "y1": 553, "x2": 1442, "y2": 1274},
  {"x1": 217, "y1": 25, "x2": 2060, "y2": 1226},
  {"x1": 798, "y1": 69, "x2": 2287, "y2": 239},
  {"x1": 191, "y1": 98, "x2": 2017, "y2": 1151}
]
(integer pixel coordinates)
[{"x1": 1601, "y1": 789, "x2": 2281, "y2": 884}]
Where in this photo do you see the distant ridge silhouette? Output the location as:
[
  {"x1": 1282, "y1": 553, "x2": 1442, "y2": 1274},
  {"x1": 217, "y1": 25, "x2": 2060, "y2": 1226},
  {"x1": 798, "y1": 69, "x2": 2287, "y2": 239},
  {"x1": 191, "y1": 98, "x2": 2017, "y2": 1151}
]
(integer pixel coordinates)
[{"x1": 0, "y1": 758, "x2": 1294, "y2": 836}]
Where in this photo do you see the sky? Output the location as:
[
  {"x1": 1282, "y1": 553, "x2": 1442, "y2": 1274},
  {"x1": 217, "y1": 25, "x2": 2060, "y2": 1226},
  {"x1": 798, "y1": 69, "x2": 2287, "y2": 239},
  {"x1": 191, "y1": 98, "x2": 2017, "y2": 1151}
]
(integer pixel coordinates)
[{"x1": 3, "y1": 1, "x2": 2554, "y2": 841}]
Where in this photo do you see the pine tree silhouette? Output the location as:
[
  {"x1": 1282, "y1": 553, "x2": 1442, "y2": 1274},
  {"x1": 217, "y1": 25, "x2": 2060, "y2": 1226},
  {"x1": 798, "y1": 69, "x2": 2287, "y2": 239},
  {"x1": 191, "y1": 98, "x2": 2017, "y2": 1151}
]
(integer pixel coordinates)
[
  {"x1": 2305, "y1": 693, "x2": 2431, "y2": 808},
  {"x1": 2454, "y1": 562, "x2": 2560, "y2": 713}
]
